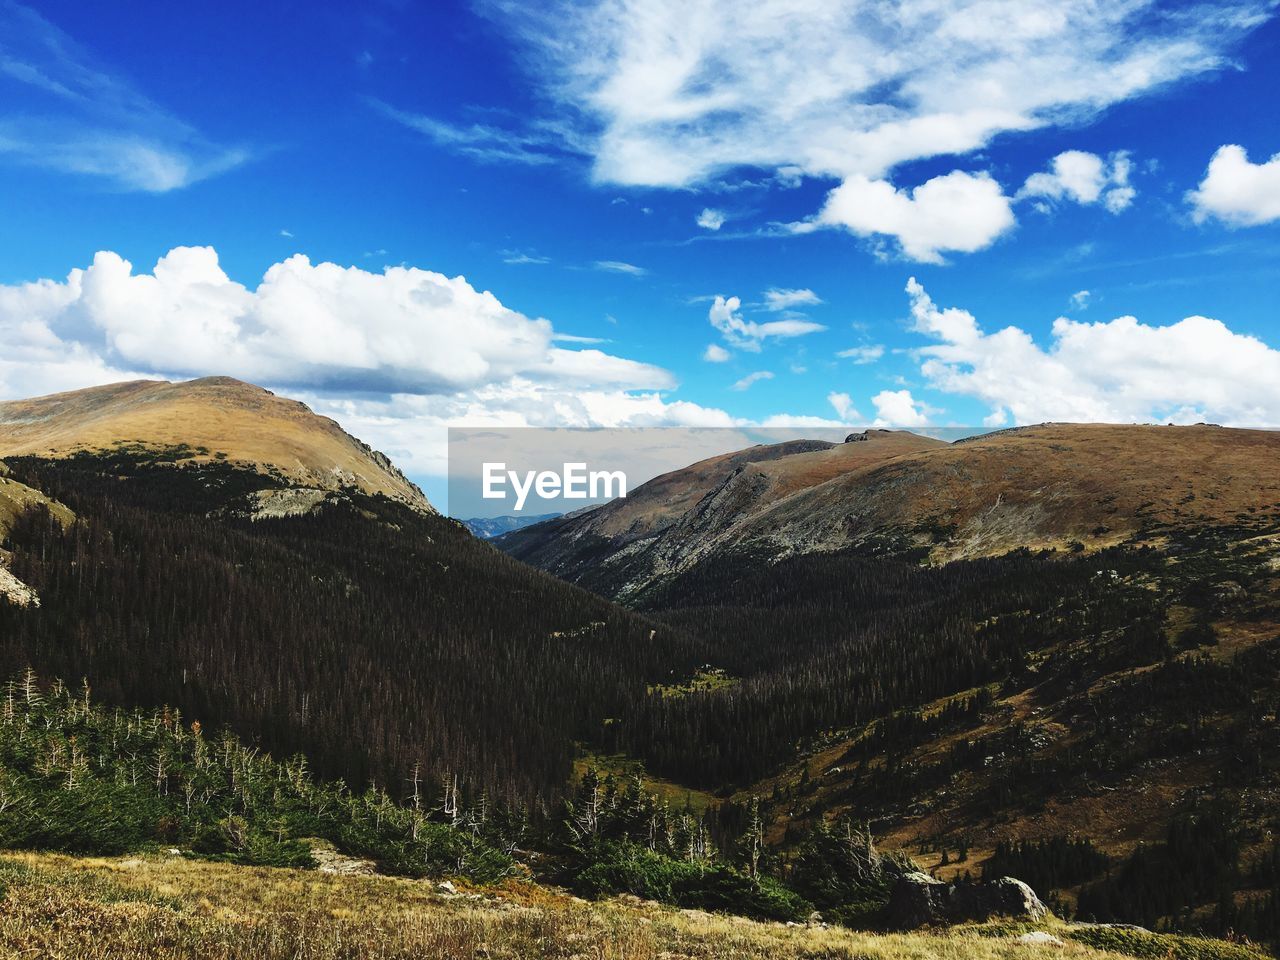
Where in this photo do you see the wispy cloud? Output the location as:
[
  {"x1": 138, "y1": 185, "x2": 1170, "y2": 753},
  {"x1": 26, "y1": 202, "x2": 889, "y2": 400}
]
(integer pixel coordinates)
[
  {"x1": 0, "y1": 1, "x2": 248, "y2": 191},
  {"x1": 594, "y1": 259, "x2": 648, "y2": 276},
  {"x1": 731, "y1": 370, "x2": 774, "y2": 391},
  {"x1": 492, "y1": 0, "x2": 1271, "y2": 189},
  {"x1": 502, "y1": 250, "x2": 551, "y2": 265},
  {"x1": 371, "y1": 99, "x2": 584, "y2": 167},
  {"x1": 762, "y1": 287, "x2": 821, "y2": 312},
  {"x1": 836, "y1": 344, "x2": 884, "y2": 364},
  {"x1": 710, "y1": 294, "x2": 826, "y2": 352}
]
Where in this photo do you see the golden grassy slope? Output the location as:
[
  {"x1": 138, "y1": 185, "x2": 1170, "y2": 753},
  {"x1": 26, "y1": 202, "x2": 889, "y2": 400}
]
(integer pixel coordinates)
[
  {"x1": 0, "y1": 463, "x2": 74, "y2": 537},
  {"x1": 740, "y1": 424, "x2": 1280, "y2": 563},
  {"x1": 508, "y1": 424, "x2": 1280, "y2": 597},
  {"x1": 1, "y1": 851, "x2": 1267, "y2": 960},
  {"x1": 0, "y1": 378, "x2": 431, "y2": 511}
]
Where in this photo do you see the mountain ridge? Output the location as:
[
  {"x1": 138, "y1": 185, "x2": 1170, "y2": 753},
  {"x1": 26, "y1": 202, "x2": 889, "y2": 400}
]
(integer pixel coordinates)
[
  {"x1": 501, "y1": 422, "x2": 1280, "y2": 600},
  {"x1": 0, "y1": 377, "x2": 432, "y2": 512}
]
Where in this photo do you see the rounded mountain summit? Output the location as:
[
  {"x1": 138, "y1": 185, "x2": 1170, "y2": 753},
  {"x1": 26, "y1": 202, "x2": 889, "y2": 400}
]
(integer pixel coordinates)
[{"x1": 0, "y1": 377, "x2": 431, "y2": 512}]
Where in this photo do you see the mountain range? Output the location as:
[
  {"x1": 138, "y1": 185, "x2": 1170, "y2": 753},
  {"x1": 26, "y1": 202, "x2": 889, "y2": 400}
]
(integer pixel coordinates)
[{"x1": 2, "y1": 377, "x2": 1278, "y2": 938}]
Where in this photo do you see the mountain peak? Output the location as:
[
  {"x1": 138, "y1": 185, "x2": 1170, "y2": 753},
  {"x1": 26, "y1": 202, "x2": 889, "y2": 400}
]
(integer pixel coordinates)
[{"x1": 0, "y1": 377, "x2": 432, "y2": 512}]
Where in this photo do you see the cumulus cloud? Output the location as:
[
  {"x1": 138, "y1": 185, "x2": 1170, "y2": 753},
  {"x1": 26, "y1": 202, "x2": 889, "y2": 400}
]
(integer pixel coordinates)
[
  {"x1": 837, "y1": 344, "x2": 884, "y2": 364},
  {"x1": 1187, "y1": 144, "x2": 1280, "y2": 226},
  {"x1": 703, "y1": 343, "x2": 731, "y2": 362},
  {"x1": 827, "y1": 391, "x2": 861, "y2": 421},
  {"x1": 709, "y1": 294, "x2": 826, "y2": 352},
  {"x1": 0, "y1": 246, "x2": 675, "y2": 400},
  {"x1": 696, "y1": 207, "x2": 727, "y2": 230},
  {"x1": 0, "y1": 2, "x2": 246, "y2": 191},
  {"x1": 806, "y1": 171, "x2": 1016, "y2": 263},
  {"x1": 870, "y1": 389, "x2": 930, "y2": 427},
  {"x1": 731, "y1": 370, "x2": 775, "y2": 391},
  {"x1": 1020, "y1": 150, "x2": 1135, "y2": 212},
  {"x1": 0, "y1": 247, "x2": 858, "y2": 481},
  {"x1": 904, "y1": 277, "x2": 1280, "y2": 425}
]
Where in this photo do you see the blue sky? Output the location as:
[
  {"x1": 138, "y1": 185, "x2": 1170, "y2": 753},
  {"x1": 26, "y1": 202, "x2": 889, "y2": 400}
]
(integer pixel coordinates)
[{"x1": 2, "y1": 0, "x2": 1280, "y2": 503}]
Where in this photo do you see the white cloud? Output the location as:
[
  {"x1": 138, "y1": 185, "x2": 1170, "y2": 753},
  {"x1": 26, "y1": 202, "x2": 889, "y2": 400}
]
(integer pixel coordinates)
[
  {"x1": 696, "y1": 207, "x2": 727, "y2": 230},
  {"x1": 494, "y1": 0, "x2": 1267, "y2": 189},
  {"x1": 0, "y1": 3, "x2": 246, "y2": 191},
  {"x1": 0, "y1": 247, "x2": 675, "y2": 399},
  {"x1": 758, "y1": 412, "x2": 848, "y2": 428},
  {"x1": 837, "y1": 344, "x2": 884, "y2": 364},
  {"x1": 983, "y1": 408, "x2": 1009, "y2": 428},
  {"x1": 594, "y1": 259, "x2": 648, "y2": 276},
  {"x1": 1070, "y1": 290, "x2": 1091, "y2": 311},
  {"x1": 731, "y1": 370, "x2": 775, "y2": 391},
  {"x1": 0, "y1": 246, "x2": 861, "y2": 483},
  {"x1": 1187, "y1": 144, "x2": 1280, "y2": 226},
  {"x1": 904, "y1": 276, "x2": 1280, "y2": 425},
  {"x1": 371, "y1": 99, "x2": 575, "y2": 167},
  {"x1": 806, "y1": 170, "x2": 1016, "y2": 263},
  {"x1": 827, "y1": 391, "x2": 861, "y2": 421},
  {"x1": 483, "y1": 0, "x2": 1267, "y2": 258},
  {"x1": 1020, "y1": 150, "x2": 1135, "y2": 212},
  {"x1": 703, "y1": 343, "x2": 731, "y2": 362},
  {"x1": 871, "y1": 389, "x2": 930, "y2": 427},
  {"x1": 709, "y1": 294, "x2": 826, "y2": 352},
  {"x1": 503, "y1": 250, "x2": 551, "y2": 265},
  {"x1": 762, "y1": 287, "x2": 822, "y2": 311}
]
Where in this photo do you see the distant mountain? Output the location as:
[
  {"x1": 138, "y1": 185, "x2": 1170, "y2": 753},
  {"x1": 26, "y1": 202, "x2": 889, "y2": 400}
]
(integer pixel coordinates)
[
  {"x1": 500, "y1": 424, "x2": 1280, "y2": 601},
  {"x1": 0, "y1": 377, "x2": 431, "y2": 512},
  {"x1": 463, "y1": 512, "x2": 561, "y2": 539}
]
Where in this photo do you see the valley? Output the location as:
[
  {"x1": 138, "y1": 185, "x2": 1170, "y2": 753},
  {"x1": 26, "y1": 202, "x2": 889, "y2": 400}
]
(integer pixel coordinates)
[{"x1": 1, "y1": 379, "x2": 1278, "y2": 954}]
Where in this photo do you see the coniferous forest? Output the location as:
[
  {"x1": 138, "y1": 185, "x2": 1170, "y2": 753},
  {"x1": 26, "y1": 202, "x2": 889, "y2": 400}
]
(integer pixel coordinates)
[
  {"x1": 0, "y1": 452, "x2": 704, "y2": 801},
  {"x1": 2, "y1": 448, "x2": 1280, "y2": 947}
]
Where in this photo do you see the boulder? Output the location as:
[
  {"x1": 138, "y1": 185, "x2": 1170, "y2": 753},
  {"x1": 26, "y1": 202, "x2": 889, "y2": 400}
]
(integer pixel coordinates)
[{"x1": 884, "y1": 872, "x2": 1047, "y2": 929}]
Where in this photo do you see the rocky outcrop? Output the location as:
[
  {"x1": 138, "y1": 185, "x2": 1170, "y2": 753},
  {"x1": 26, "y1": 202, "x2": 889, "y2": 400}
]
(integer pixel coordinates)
[
  {"x1": 884, "y1": 872, "x2": 1047, "y2": 929},
  {"x1": 0, "y1": 565, "x2": 39, "y2": 607}
]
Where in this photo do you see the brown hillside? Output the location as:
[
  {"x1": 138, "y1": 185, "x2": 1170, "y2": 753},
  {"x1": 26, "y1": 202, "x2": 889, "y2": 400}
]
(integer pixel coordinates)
[
  {"x1": 500, "y1": 429, "x2": 947, "y2": 592},
  {"x1": 502, "y1": 422, "x2": 1280, "y2": 599},
  {"x1": 745, "y1": 423, "x2": 1280, "y2": 562},
  {"x1": 0, "y1": 378, "x2": 431, "y2": 511}
]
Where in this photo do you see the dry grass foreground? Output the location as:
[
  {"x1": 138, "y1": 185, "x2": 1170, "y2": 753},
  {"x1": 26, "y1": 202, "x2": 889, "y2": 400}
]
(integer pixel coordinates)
[{"x1": 0, "y1": 851, "x2": 1271, "y2": 960}]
